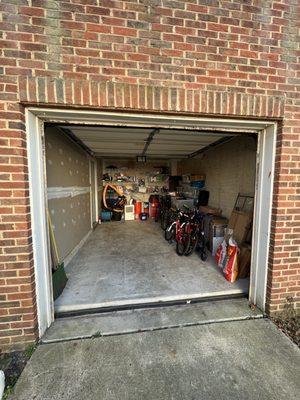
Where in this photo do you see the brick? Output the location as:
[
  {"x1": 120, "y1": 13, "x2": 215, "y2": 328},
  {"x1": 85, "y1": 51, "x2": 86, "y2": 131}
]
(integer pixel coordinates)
[
  {"x1": 20, "y1": 43, "x2": 47, "y2": 52},
  {"x1": 163, "y1": 33, "x2": 184, "y2": 42},
  {"x1": 86, "y1": 23, "x2": 111, "y2": 34},
  {"x1": 103, "y1": 17, "x2": 125, "y2": 26},
  {"x1": 0, "y1": 0, "x2": 298, "y2": 352},
  {"x1": 112, "y1": 27, "x2": 137, "y2": 37}
]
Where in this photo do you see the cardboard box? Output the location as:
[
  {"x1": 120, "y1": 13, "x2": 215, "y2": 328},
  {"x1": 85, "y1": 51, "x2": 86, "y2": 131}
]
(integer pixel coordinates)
[
  {"x1": 238, "y1": 244, "x2": 251, "y2": 279},
  {"x1": 208, "y1": 217, "x2": 228, "y2": 253},
  {"x1": 228, "y1": 210, "x2": 252, "y2": 245},
  {"x1": 199, "y1": 205, "x2": 222, "y2": 216}
]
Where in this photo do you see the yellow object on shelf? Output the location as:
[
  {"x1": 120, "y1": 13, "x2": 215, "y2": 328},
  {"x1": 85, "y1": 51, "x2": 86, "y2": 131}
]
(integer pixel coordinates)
[{"x1": 190, "y1": 174, "x2": 205, "y2": 181}]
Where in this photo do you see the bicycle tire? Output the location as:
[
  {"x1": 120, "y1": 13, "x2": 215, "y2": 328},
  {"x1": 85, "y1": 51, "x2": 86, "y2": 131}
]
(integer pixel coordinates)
[
  {"x1": 160, "y1": 210, "x2": 166, "y2": 229},
  {"x1": 161, "y1": 212, "x2": 170, "y2": 231},
  {"x1": 200, "y1": 251, "x2": 208, "y2": 261},
  {"x1": 176, "y1": 233, "x2": 190, "y2": 256},
  {"x1": 159, "y1": 211, "x2": 163, "y2": 228},
  {"x1": 185, "y1": 231, "x2": 199, "y2": 256},
  {"x1": 154, "y1": 207, "x2": 160, "y2": 223},
  {"x1": 165, "y1": 224, "x2": 175, "y2": 242}
]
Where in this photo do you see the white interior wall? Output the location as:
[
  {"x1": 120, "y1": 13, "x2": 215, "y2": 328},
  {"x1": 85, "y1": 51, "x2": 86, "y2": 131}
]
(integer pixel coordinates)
[{"x1": 179, "y1": 136, "x2": 257, "y2": 218}]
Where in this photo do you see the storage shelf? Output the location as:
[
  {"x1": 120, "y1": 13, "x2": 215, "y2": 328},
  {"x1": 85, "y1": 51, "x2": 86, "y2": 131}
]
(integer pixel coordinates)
[{"x1": 102, "y1": 181, "x2": 166, "y2": 186}]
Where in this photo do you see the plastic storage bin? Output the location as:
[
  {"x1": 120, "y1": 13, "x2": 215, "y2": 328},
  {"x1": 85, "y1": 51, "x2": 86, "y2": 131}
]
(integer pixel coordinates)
[
  {"x1": 190, "y1": 180, "x2": 205, "y2": 189},
  {"x1": 101, "y1": 210, "x2": 112, "y2": 222}
]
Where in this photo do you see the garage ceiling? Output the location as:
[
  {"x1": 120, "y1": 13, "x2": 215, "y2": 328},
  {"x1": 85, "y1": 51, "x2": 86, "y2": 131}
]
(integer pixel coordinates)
[{"x1": 59, "y1": 125, "x2": 237, "y2": 159}]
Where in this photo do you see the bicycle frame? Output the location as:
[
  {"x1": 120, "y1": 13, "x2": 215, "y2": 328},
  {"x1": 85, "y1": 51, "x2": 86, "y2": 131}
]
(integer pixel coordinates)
[{"x1": 175, "y1": 220, "x2": 187, "y2": 243}]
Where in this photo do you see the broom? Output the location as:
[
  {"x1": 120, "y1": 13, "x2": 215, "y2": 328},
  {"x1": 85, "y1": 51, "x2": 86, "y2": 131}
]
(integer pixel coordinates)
[{"x1": 47, "y1": 210, "x2": 68, "y2": 300}]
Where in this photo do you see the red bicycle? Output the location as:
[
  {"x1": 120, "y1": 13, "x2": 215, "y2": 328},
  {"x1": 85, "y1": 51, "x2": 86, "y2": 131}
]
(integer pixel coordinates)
[
  {"x1": 184, "y1": 210, "x2": 207, "y2": 260},
  {"x1": 175, "y1": 214, "x2": 191, "y2": 256},
  {"x1": 165, "y1": 207, "x2": 208, "y2": 258},
  {"x1": 164, "y1": 208, "x2": 191, "y2": 256}
]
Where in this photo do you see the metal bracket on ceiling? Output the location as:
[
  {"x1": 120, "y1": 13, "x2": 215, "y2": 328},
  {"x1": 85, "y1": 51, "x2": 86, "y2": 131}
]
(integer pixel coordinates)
[
  {"x1": 142, "y1": 128, "x2": 159, "y2": 156},
  {"x1": 188, "y1": 136, "x2": 235, "y2": 158}
]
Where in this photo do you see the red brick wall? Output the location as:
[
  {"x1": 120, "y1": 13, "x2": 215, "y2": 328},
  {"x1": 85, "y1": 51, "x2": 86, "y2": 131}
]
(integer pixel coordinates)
[{"x1": 0, "y1": 0, "x2": 299, "y2": 351}]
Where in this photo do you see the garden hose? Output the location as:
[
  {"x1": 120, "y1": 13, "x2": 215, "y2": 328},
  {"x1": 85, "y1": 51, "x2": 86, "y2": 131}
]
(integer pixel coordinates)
[{"x1": 103, "y1": 183, "x2": 126, "y2": 213}]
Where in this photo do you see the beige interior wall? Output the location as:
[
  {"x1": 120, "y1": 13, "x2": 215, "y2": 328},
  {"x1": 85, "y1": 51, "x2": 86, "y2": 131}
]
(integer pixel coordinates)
[
  {"x1": 179, "y1": 135, "x2": 257, "y2": 218},
  {"x1": 45, "y1": 126, "x2": 92, "y2": 262},
  {"x1": 103, "y1": 158, "x2": 169, "y2": 178}
]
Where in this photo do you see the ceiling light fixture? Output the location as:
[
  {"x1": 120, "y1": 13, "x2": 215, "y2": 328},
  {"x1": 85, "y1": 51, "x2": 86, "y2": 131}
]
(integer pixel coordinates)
[{"x1": 136, "y1": 155, "x2": 147, "y2": 163}]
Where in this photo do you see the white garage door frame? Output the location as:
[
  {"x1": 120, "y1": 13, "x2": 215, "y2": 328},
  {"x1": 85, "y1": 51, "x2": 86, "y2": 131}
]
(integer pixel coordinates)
[{"x1": 25, "y1": 107, "x2": 277, "y2": 337}]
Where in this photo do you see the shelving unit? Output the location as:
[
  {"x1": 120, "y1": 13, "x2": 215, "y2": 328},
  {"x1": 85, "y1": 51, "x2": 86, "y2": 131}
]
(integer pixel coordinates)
[{"x1": 101, "y1": 159, "x2": 169, "y2": 204}]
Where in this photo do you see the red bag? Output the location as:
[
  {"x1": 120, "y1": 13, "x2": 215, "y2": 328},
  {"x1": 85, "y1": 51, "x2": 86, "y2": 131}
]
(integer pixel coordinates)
[
  {"x1": 215, "y1": 239, "x2": 227, "y2": 269},
  {"x1": 223, "y1": 239, "x2": 239, "y2": 283}
]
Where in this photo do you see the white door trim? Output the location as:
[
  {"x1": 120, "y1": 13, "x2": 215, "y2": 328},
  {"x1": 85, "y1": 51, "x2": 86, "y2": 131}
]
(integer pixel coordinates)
[
  {"x1": 94, "y1": 159, "x2": 99, "y2": 223},
  {"x1": 88, "y1": 159, "x2": 93, "y2": 229},
  {"x1": 25, "y1": 108, "x2": 277, "y2": 336},
  {"x1": 249, "y1": 124, "x2": 277, "y2": 310},
  {"x1": 25, "y1": 109, "x2": 54, "y2": 335}
]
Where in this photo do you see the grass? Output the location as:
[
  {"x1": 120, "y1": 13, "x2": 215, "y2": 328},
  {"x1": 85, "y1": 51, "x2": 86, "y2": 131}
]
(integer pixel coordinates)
[
  {"x1": 1, "y1": 343, "x2": 37, "y2": 399},
  {"x1": 271, "y1": 297, "x2": 300, "y2": 347},
  {"x1": 3, "y1": 385, "x2": 14, "y2": 400},
  {"x1": 24, "y1": 344, "x2": 37, "y2": 359}
]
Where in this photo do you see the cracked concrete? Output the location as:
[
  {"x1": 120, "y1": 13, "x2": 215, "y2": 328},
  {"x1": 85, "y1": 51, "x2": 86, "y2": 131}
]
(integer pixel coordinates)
[
  {"x1": 43, "y1": 298, "x2": 263, "y2": 343},
  {"x1": 11, "y1": 319, "x2": 300, "y2": 400}
]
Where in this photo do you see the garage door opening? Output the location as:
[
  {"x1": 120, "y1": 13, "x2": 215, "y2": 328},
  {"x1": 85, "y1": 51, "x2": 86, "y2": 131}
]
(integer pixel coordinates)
[
  {"x1": 26, "y1": 109, "x2": 276, "y2": 336},
  {"x1": 44, "y1": 124, "x2": 255, "y2": 315}
]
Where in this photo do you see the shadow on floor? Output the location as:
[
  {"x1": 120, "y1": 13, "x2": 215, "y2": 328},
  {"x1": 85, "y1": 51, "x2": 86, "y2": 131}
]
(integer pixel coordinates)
[{"x1": 55, "y1": 221, "x2": 249, "y2": 312}]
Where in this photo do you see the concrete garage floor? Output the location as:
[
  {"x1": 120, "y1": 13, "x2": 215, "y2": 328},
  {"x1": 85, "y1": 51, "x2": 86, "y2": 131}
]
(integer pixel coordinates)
[
  {"x1": 55, "y1": 221, "x2": 249, "y2": 314},
  {"x1": 11, "y1": 319, "x2": 300, "y2": 400}
]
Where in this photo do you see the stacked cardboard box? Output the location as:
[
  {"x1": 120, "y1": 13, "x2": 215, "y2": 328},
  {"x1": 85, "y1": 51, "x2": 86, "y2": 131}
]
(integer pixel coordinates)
[
  {"x1": 228, "y1": 210, "x2": 252, "y2": 245},
  {"x1": 228, "y1": 210, "x2": 253, "y2": 278},
  {"x1": 208, "y1": 217, "x2": 228, "y2": 255}
]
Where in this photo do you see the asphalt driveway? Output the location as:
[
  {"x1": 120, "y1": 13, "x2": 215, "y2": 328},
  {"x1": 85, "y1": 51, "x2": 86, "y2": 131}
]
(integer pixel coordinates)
[{"x1": 10, "y1": 318, "x2": 300, "y2": 400}]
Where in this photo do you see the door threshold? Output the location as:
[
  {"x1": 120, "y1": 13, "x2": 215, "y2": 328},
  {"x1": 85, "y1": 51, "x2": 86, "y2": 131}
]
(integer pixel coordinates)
[
  {"x1": 44, "y1": 297, "x2": 262, "y2": 344},
  {"x1": 55, "y1": 290, "x2": 248, "y2": 318}
]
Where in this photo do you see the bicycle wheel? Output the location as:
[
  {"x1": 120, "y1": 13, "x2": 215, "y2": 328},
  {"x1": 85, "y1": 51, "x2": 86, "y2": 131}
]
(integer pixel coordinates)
[
  {"x1": 160, "y1": 210, "x2": 166, "y2": 229},
  {"x1": 155, "y1": 206, "x2": 160, "y2": 223},
  {"x1": 200, "y1": 250, "x2": 208, "y2": 261},
  {"x1": 185, "y1": 230, "x2": 199, "y2": 256},
  {"x1": 161, "y1": 211, "x2": 170, "y2": 230},
  {"x1": 176, "y1": 231, "x2": 190, "y2": 256},
  {"x1": 165, "y1": 223, "x2": 175, "y2": 242}
]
